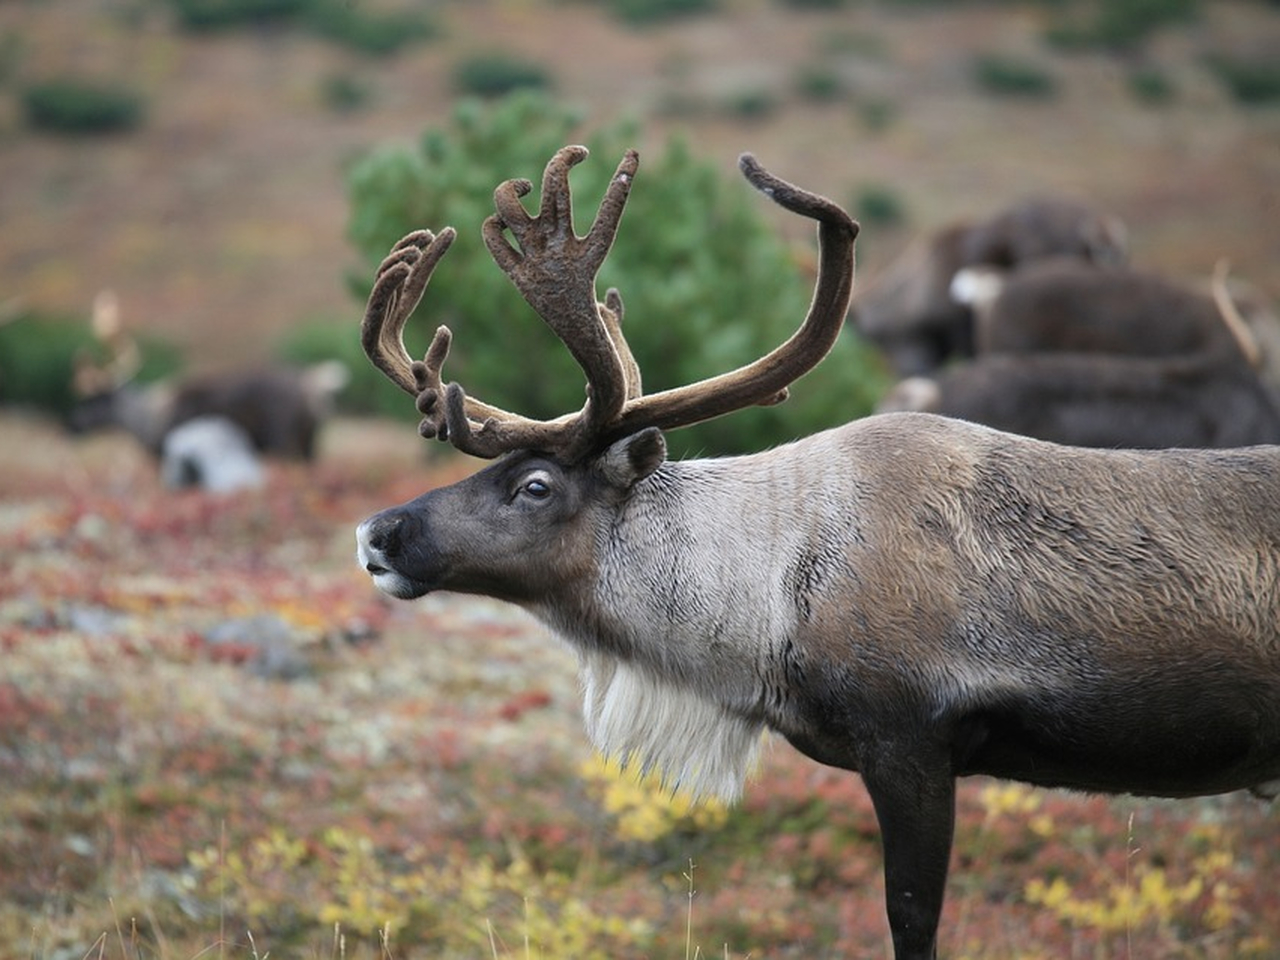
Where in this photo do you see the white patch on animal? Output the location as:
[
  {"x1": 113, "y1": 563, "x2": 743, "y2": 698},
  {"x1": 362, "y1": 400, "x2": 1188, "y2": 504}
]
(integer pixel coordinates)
[
  {"x1": 161, "y1": 416, "x2": 264, "y2": 494},
  {"x1": 578, "y1": 651, "x2": 764, "y2": 801}
]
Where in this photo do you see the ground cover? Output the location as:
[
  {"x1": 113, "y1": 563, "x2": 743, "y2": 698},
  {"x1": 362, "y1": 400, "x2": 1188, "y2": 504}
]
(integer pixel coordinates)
[{"x1": 1, "y1": 412, "x2": 1276, "y2": 959}]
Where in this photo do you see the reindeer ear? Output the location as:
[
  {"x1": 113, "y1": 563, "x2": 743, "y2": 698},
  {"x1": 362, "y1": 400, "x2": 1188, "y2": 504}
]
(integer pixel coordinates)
[{"x1": 598, "y1": 427, "x2": 666, "y2": 489}]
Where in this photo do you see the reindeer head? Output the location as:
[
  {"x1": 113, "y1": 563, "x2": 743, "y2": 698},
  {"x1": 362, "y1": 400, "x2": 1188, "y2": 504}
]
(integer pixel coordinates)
[
  {"x1": 356, "y1": 146, "x2": 859, "y2": 602},
  {"x1": 67, "y1": 290, "x2": 155, "y2": 437}
]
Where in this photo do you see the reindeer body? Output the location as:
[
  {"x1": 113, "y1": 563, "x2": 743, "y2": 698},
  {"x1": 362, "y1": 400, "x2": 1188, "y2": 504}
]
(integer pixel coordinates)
[
  {"x1": 364, "y1": 411, "x2": 1280, "y2": 800},
  {"x1": 879, "y1": 352, "x2": 1280, "y2": 449},
  {"x1": 353, "y1": 147, "x2": 1278, "y2": 960},
  {"x1": 71, "y1": 363, "x2": 346, "y2": 460},
  {"x1": 971, "y1": 258, "x2": 1250, "y2": 360},
  {"x1": 881, "y1": 260, "x2": 1280, "y2": 449},
  {"x1": 361, "y1": 411, "x2": 1280, "y2": 959},
  {"x1": 852, "y1": 198, "x2": 1128, "y2": 376}
]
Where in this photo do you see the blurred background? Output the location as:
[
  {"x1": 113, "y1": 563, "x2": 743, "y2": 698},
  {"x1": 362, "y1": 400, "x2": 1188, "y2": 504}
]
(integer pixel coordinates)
[
  {"x1": 3, "y1": 3, "x2": 1280, "y2": 957},
  {"x1": 1, "y1": 0, "x2": 1278, "y2": 454}
]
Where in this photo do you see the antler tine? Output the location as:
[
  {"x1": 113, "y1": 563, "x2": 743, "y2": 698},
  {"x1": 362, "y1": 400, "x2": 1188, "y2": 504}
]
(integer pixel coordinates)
[
  {"x1": 400, "y1": 146, "x2": 643, "y2": 459},
  {"x1": 74, "y1": 289, "x2": 142, "y2": 397},
  {"x1": 479, "y1": 146, "x2": 638, "y2": 444},
  {"x1": 361, "y1": 227, "x2": 554, "y2": 448},
  {"x1": 359, "y1": 217, "x2": 608, "y2": 457},
  {"x1": 602, "y1": 153, "x2": 859, "y2": 443},
  {"x1": 602, "y1": 288, "x2": 642, "y2": 400},
  {"x1": 361, "y1": 228, "x2": 456, "y2": 396},
  {"x1": 362, "y1": 228, "x2": 549, "y2": 449}
]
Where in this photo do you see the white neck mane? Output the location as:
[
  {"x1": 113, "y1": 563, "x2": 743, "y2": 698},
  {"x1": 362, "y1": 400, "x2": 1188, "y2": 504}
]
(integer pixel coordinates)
[
  {"x1": 534, "y1": 453, "x2": 826, "y2": 803},
  {"x1": 576, "y1": 650, "x2": 765, "y2": 802}
]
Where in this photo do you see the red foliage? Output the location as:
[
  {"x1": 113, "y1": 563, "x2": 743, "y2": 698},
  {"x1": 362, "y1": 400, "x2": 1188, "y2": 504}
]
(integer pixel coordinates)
[
  {"x1": 2, "y1": 418, "x2": 1278, "y2": 959},
  {"x1": 496, "y1": 689, "x2": 554, "y2": 722}
]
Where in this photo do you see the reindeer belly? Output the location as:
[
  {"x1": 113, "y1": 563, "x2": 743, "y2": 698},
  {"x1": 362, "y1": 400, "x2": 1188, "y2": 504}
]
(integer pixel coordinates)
[{"x1": 954, "y1": 663, "x2": 1280, "y2": 798}]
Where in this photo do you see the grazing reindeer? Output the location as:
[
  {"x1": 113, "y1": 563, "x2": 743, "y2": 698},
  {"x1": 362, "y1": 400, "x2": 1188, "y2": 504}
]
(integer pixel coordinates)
[
  {"x1": 955, "y1": 257, "x2": 1262, "y2": 365},
  {"x1": 354, "y1": 146, "x2": 1280, "y2": 960},
  {"x1": 70, "y1": 291, "x2": 347, "y2": 460},
  {"x1": 852, "y1": 197, "x2": 1128, "y2": 376},
  {"x1": 879, "y1": 260, "x2": 1280, "y2": 449},
  {"x1": 877, "y1": 349, "x2": 1280, "y2": 449}
]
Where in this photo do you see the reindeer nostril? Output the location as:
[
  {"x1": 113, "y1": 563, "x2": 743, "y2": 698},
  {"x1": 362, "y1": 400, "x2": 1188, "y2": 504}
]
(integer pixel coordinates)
[{"x1": 365, "y1": 514, "x2": 404, "y2": 553}]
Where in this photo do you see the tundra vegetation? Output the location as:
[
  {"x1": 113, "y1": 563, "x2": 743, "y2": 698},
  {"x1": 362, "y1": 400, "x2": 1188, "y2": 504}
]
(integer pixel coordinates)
[{"x1": 2, "y1": 414, "x2": 1276, "y2": 959}]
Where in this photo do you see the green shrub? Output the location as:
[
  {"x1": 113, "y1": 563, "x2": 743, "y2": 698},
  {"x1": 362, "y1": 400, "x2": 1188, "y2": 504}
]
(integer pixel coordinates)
[
  {"x1": 854, "y1": 184, "x2": 906, "y2": 228},
  {"x1": 1044, "y1": 0, "x2": 1199, "y2": 51},
  {"x1": 1127, "y1": 66, "x2": 1176, "y2": 105},
  {"x1": 22, "y1": 79, "x2": 145, "y2": 134},
  {"x1": 320, "y1": 72, "x2": 372, "y2": 113},
  {"x1": 972, "y1": 54, "x2": 1057, "y2": 98},
  {"x1": 795, "y1": 65, "x2": 845, "y2": 103},
  {"x1": 344, "y1": 92, "x2": 888, "y2": 456},
  {"x1": 1207, "y1": 55, "x2": 1280, "y2": 105},
  {"x1": 165, "y1": 0, "x2": 436, "y2": 54},
  {"x1": 306, "y1": 0, "x2": 438, "y2": 56},
  {"x1": 0, "y1": 314, "x2": 93, "y2": 415},
  {"x1": 606, "y1": 0, "x2": 715, "y2": 26},
  {"x1": 0, "y1": 313, "x2": 181, "y2": 417},
  {"x1": 724, "y1": 87, "x2": 779, "y2": 120},
  {"x1": 453, "y1": 53, "x2": 551, "y2": 97},
  {"x1": 855, "y1": 96, "x2": 897, "y2": 132},
  {"x1": 167, "y1": 0, "x2": 307, "y2": 31}
]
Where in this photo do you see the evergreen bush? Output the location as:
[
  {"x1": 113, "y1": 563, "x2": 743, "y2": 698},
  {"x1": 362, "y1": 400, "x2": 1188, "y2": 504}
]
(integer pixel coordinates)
[
  {"x1": 306, "y1": 0, "x2": 437, "y2": 56},
  {"x1": 0, "y1": 313, "x2": 181, "y2": 417},
  {"x1": 1208, "y1": 55, "x2": 1280, "y2": 105},
  {"x1": 165, "y1": 0, "x2": 437, "y2": 55},
  {"x1": 853, "y1": 184, "x2": 907, "y2": 228},
  {"x1": 1044, "y1": 0, "x2": 1200, "y2": 51},
  {"x1": 453, "y1": 54, "x2": 551, "y2": 97},
  {"x1": 1127, "y1": 66, "x2": 1176, "y2": 105},
  {"x1": 167, "y1": 0, "x2": 307, "y2": 31},
  {"x1": 606, "y1": 0, "x2": 716, "y2": 26},
  {"x1": 972, "y1": 54, "x2": 1057, "y2": 98},
  {"x1": 22, "y1": 79, "x2": 145, "y2": 134},
  {"x1": 342, "y1": 93, "x2": 887, "y2": 457}
]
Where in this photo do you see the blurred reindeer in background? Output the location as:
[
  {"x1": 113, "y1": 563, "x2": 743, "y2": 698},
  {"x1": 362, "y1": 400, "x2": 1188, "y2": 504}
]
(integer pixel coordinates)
[
  {"x1": 70, "y1": 291, "x2": 348, "y2": 490},
  {"x1": 879, "y1": 258, "x2": 1280, "y2": 449},
  {"x1": 851, "y1": 196, "x2": 1129, "y2": 376}
]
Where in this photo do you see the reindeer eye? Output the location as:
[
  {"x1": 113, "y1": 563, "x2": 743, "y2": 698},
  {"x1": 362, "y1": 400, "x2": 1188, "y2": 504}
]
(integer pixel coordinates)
[{"x1": 522, "y1": 477, "x2": 551, "y2": 499}]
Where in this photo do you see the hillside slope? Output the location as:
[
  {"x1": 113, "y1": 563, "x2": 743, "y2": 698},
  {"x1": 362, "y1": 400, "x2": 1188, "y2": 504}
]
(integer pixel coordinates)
[{"x1": 1, "y1": 0, "x2": 1277, "y2": 369}]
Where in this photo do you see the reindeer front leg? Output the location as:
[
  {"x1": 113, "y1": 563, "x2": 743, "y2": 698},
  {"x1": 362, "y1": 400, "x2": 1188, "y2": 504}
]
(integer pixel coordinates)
[{"x1": 862, "y1": 750, "x2": 956, "y2": 960}]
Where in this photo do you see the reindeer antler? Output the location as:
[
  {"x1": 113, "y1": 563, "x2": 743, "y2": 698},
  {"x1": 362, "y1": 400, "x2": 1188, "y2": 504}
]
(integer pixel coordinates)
[
  {"x1": 72, "y1": 289, "x2": 143, "y2": 397},
  {"x1": 360, "y1": 146, "x2": 858, "y2": 460}
]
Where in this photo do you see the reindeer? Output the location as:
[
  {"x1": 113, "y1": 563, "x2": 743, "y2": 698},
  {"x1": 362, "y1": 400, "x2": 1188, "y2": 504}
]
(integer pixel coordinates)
[
  {"x1": 877, "y1": 351, "x2": 1280, "y2": 449},
  {"x1": 353, "y1": 146, "x2": 1280, "y2": 960},
  {"x1": 852, "y1": 197, "x2": 1128, "y2": 376},
  {"x1": 879, "y1": 259, "x2": 1280, "y2": 449},
  {"x1": 956, "y1": 257, "x2": 1262, "y2": 364},
  {"x1": 69, "y1": 291, "x2": 347, "y2": 461}
]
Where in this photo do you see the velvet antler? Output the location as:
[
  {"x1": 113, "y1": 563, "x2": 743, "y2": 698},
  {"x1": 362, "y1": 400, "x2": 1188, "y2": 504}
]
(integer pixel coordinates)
[{"x1": 360, "y1": 146, "x2": 858, "y2": 459}]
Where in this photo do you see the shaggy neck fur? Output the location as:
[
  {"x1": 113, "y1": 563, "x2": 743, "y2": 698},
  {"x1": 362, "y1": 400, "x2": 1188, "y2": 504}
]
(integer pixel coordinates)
[{"x1": 534, "y1": 435, "x2": 856, "y2": 802}]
